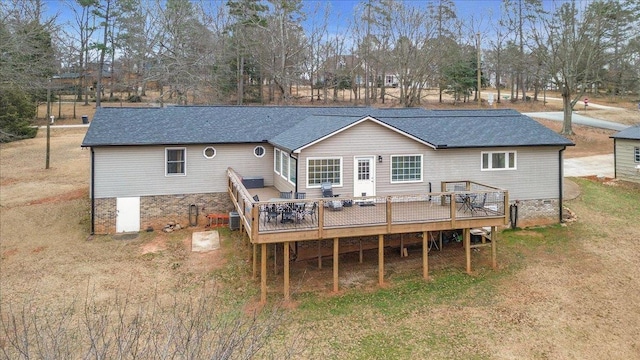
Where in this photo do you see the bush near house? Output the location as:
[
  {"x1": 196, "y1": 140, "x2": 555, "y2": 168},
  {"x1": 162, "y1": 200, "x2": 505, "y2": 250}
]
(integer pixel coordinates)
[{"x1": 0, "y1": 87, "x2": 37, "y2": 143}]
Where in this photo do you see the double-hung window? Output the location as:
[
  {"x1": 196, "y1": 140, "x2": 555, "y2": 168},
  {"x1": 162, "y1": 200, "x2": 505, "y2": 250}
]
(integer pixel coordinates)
[
  {"x1": 289, "y1": 157, "x2": 297, "y2": 183},
  {"x1": 307, "y1": 158, "x2": 342, "y2": 187},
  {"x1": 166, "y1": 147, "x2": 186, "y2": 176},
  {"x1": 281, "y1": 151, "x2": 289, "y2": 180},
  {"x1": 391, "y1": 155, "x2": 422, "y2": 183},
  {"x1": 274, "y1": 149, "x2": 281, "y2": 174},
  {"x1": 635, "y1": 147, "x2": 639, "y2": 163},
  {"x1": 482, "y1": 151, "x2": 516, "y2": 170}
]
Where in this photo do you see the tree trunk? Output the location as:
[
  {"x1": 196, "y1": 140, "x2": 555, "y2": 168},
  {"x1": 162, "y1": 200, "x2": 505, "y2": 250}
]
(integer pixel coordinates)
[
  {"x1": 560, "y1": 86, "x2": 574, "y2": 135},
  {"x1": 237, "y1": 52, "x2": 244, "y2": 105}
]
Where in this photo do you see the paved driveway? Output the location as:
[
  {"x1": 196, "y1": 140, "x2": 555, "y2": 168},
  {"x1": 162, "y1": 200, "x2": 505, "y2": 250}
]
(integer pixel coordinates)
[
  {"x1": 523, "y1": 112, "x2": 629, "y2": 131},
  {"x1": 564, "y1": 154, "x2": 614, "y2": 178}
]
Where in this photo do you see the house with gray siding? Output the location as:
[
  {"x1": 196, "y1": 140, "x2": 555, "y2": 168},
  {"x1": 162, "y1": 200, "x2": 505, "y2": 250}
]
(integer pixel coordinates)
[
  {"x1": 81, "y1": 106, "x2": 573, "y2": 234},
  {"x1": 611, "y1": 125, "x2": 640, "y2": 184}
]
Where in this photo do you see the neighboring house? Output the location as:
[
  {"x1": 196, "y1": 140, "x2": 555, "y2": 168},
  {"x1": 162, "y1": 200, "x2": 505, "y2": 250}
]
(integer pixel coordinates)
[
  {"x1": 611, "y1": 124, "x2": 640, "y2": 184},
  {"x1": 81, "y1": 106, "x2": 574, "y2": 234}
]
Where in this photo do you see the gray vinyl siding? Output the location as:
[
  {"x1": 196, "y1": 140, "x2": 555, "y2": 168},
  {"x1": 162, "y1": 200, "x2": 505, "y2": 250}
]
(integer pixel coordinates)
[
  {"x1": 428, "y1": 147, "x2": 562, "y2": 200},
  {"x1": 297, "y1": 120, "x2": 562, "y2": 200},
  {"x1": 615, "y1": 139, "x2": 640, "y2": 183},
  {"x1": 93, "y1": 144, "x2": 274, "y2": 198},
  {"x1": 299, "y1": 120, "x2": 432, "y2": 198}
]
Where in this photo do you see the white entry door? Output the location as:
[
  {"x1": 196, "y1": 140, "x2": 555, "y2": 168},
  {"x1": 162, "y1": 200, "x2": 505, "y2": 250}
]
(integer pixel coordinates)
[
  {"x1": 116, "y1": 197, "x2": 140, "y2": 232},
  {"x1": 353, "y1": 156, "x2": 376, "y2": 197}
]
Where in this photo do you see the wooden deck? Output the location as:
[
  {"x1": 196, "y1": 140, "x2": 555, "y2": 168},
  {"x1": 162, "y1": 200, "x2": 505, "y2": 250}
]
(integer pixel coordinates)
[{"x1": 227, "y1": 168, "x2": 508, "y2": 302}]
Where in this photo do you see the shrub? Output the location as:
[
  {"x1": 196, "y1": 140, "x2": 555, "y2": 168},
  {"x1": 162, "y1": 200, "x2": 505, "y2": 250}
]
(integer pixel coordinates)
[
  {"x1": 0, "y1": 87, "x2": 37, "y2": 143},
  {"x1": 127, "y1": 95, "x2": 142, "y2": 103}
]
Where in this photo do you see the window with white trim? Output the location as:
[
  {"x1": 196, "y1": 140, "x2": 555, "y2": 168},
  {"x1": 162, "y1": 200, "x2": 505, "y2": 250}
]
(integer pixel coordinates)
[
  {"x1": 254, "y1": 145, "x2": 265, "y2": 158},
  {"x1": 166, "y1": 147, "x2": 186, "y2": 176},
  {"x1": 482, "y1": 151, "x2": 516, "y2": 170},
  {"x1": 307, "y1": 158, "x2": 342, "y2": 187},
  {"x1": 635, "y1": 147, "x2": 639, "y2": 163},
  {"x1": 274, "y1": 149, "x2": 281, "y2": 174},
  {"x1": 289, "y1": 157, "x2": 297, "y2": 183},
  {"x1": 281, "y1": 151, "x2": 289, "y2": 180},
  {"x1": 391, "y1": 155, "x2": 422, "y2": 182},
  {"x1": 203, "y1": 146, "x2": 216, "y2": 159}
]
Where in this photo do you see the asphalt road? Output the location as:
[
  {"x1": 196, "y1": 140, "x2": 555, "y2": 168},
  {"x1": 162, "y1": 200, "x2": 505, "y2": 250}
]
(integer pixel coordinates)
[{"x1": 522, "y1": 112, "x2": 630, "y2": 131}]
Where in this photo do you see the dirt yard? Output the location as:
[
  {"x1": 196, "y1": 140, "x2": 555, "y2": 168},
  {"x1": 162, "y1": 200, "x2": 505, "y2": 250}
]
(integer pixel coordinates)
[{"x1": 2, "y1": 108, "x2": 639, "y2": 358}]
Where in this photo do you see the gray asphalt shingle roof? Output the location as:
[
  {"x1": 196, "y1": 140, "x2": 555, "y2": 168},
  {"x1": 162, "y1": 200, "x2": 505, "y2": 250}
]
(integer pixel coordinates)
[
  {"x1": 81, "y1": 106, "x2": 574, "y2": 149},
  {"x1": 611, "y1": 124, "x2": 640, "y2": 140}
]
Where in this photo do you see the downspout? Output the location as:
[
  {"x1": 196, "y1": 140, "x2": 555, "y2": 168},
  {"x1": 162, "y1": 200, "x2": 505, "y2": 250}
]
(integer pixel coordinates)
[
  {"x1": 559, "y1": 146, "x2": 566, "y2": 223},
  {"x1": 613, "y1": 139, "x2": 617, "y2": 179},
  {"x1": 290, "y1": 152, "x2": 298, "y2": 194},
  {"x1": 90, "y1": 147, "x2": 95, "y2": 235}
]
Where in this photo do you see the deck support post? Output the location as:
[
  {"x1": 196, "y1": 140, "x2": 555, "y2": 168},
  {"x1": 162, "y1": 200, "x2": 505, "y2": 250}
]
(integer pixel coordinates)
[
  {"x1": 422, "y1": 231, "x2": 429, "y2": 280},
  {"x1": 378, "y1": 234, "x2": 384, "y2": 285},
  {"x1": 318, "y1": 240, "x2": 322, "y2": 269},
  {"x1": 464, "y1": 228, "x2": 472, "y2": 274},
  {"x1": 252, "y1": 244, "x2": 257, "y2": 279},
  {"x1": 273, "y1": 244, "x2": 278, "y2": 275},
  {"x1": 284, "y1": 241, "x2": 290, "y2": 301},
  {"x1": 333, "y1": 238, "x2": 339, "y2": 293},
  {"x1": 261, "y1": 243, "x2": 267, "y2": 303},
  {"x1": 400, "y1": 234, "x2": 404, "y2": 257},
  {"x1": 491, "y1": 226, "x2": 497, "y2": 269},
  {"x1": 359, "y1": 240, "x2": 363, "y2": 263}
]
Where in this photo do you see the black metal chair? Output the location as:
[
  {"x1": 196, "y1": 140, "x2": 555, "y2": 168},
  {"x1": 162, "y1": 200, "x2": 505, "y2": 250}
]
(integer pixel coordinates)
[
  {"x1": 453, "y1": 185, "x2": 466, "y2": 210},
  {"x1": 302, "y1": 202, "x2": 318, "y2": 224},
  {"x1": 262, "y1": 204, "x2": 279, "y2": 226},
  {"x1": 470, "y1": 193, "x2": 488, "y2": 214}
]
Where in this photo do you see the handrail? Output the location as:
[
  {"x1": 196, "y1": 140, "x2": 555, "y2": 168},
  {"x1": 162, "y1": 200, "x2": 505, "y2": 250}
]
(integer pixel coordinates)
[{"x1": 227, "y1": 168, "x2": 508, "y2": 244}]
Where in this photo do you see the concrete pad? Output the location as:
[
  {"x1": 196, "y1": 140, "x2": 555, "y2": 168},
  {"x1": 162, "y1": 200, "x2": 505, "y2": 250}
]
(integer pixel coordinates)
[
  {"x1": 563, "y1": 179, "x2": 581, "y2": 201},
  {"x1": 192, "y1": 230, "x2": 220, "y2": 252},
  {"x1": 564, "y1": 154, "x2": 614, "y2": 178}
]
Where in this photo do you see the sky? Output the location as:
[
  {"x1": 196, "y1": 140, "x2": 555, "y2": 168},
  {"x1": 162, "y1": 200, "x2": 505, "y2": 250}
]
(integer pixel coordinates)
[
  {"x1": 42, "y1": 0, "x2": 507, "y2": 29},
  {"x1": 40, "y1": 0, "x2": 567, "y2": 50}
]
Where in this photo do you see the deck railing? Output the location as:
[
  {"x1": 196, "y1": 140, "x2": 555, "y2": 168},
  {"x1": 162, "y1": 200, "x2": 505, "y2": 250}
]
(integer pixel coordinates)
[{"x1": 228, "y1": 168, "x2": 509, "y2": 244}]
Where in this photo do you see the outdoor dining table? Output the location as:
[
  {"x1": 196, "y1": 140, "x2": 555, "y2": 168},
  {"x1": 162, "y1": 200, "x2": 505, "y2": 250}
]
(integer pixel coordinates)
[{"x1": 268, "y1": 198, "x2": 298, "y2": 223}]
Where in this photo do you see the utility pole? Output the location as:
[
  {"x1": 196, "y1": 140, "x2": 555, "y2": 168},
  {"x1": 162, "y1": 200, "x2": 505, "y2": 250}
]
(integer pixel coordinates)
[
  {"x1": 46, "y1": 78, "x2": 51, "y2": 169},
  {"x1": 477, "y1": 32, "x2": 481, "y2": 108}
]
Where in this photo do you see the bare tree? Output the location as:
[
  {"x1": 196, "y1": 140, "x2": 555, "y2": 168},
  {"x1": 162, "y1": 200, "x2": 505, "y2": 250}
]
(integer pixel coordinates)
[
  {"x1": 1, "y1": 286, "x2": 292, "y2": 359},
  {"x1": 501, "y1": 0, "x2": 542, "y2": 102},
  {"x1": 533, "y1": 0, "x2": 616, "y2": 135},
  {"x1": 386, "y1": 1, "x2": 436, "y2": 107}
]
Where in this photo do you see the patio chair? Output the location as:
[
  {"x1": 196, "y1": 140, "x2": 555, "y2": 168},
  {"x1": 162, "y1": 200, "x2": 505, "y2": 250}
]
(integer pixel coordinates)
[
  {"x1": 280, "y1": 191, "x2": 293, "y2": 199},
  {"x1": 302, "y1": 202, "x2": 318, "y2": 224},
  {"x1": 321, "y1": 182, "x2": 342, "y2": 210},
  {"x1": 453, "y1": 185, "x2": 466, "y2": 210},
  {"x1": 280, "y1": 203, "x2": 295, "y2": 223},
  {"x1": 321, "y1": 182, "x2": 340, "y2": 198},
  {"x1": 262, "y1": 204, "x2": 279, "y2": 226},
  {"x1": 470, "y1": 193, "x2": 488, "y2": 214},
  {"x1": 295, "y1": 192, "x2": 306, "y2": 199}
]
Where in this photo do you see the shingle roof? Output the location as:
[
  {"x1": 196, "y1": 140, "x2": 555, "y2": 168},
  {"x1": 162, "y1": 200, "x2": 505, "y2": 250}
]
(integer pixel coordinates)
[
  {"x1": 81, "y1": 106, "x2": 574, "y2": 149},
  {"x1": 610, "y1": 124, "x2": 640, "y2": 140}
]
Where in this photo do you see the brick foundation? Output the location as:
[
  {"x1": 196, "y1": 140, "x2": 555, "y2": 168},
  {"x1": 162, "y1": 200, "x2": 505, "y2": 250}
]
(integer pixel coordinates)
[
  {"x1": 508, "y1": 198, "x2": 559, "y2": 227},
  {"x1": 93, "y1": 193, "x2": 233, "y2": 234}
]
